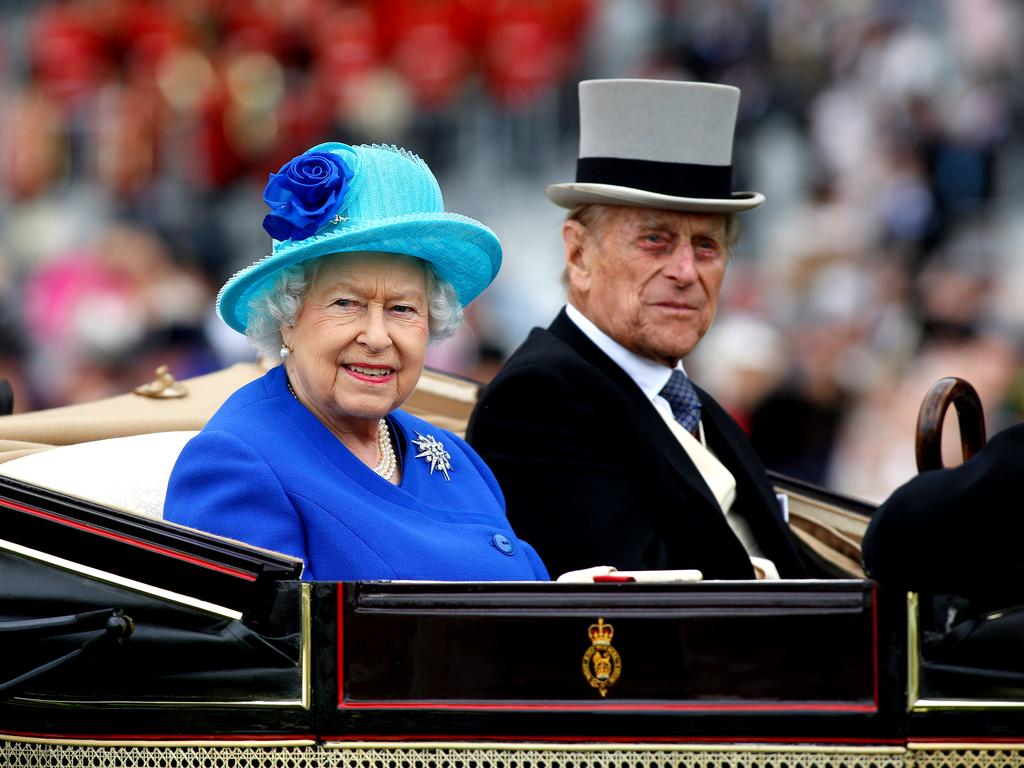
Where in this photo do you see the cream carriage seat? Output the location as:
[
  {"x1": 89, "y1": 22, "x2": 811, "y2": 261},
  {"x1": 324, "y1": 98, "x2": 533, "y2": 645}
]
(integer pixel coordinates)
[{"x1": 0, "y1": 431, "x2": 198, "y2": 519}]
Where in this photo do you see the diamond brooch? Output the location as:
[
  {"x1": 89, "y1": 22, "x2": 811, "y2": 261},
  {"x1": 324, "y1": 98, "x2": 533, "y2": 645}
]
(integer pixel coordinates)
[{"x1": 412, "y1": 432, "x2": 452, "y2": 481}]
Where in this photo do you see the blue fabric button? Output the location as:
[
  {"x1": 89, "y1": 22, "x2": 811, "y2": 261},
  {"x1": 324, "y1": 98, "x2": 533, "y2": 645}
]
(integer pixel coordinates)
[{"x1": 492, "y1": 533, "x2": 515, "y2": 556}]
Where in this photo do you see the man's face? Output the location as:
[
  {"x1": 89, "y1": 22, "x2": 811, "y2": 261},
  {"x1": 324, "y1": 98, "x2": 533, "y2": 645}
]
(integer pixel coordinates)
[{"x1": 566, "y1": 206, "x2": 730, "y2": 367}]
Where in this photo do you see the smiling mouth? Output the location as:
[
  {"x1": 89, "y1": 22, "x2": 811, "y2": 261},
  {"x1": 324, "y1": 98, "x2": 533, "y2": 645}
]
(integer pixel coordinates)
[{"x1": 343, "y1": 364, "x2": 395, "y2": 382}]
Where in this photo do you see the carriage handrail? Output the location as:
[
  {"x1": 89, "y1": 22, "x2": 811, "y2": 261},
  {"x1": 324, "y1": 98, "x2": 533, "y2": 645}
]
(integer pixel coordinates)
[{"x1": 915, "y1": 376, "x2": 986, "y2": 472}]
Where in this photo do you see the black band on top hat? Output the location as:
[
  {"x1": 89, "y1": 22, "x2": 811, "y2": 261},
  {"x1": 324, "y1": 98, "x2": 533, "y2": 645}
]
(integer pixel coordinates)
[{"x1": 576, "y1": 157, "x2": 733, "y2": 200}]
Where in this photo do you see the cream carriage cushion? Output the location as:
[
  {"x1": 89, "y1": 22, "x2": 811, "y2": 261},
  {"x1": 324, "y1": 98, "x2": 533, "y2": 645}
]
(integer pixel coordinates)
[{"x1": 0, "y1": 431, "x2": 198, "y2": 519}]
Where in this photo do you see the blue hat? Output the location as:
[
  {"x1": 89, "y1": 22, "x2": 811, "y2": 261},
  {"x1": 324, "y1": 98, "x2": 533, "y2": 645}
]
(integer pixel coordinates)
[{"x1": 217, "y1": 141, "x2": 502, "y2": 334}]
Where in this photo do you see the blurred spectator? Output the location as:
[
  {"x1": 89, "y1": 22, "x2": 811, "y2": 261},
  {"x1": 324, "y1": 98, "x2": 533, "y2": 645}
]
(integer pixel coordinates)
[{"x1": 20, "y1": 222, "x2": 214, "y2": 406}]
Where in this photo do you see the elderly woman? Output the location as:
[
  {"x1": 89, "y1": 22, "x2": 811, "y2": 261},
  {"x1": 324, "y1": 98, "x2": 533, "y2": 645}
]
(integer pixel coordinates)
[{"x1": 163, "y1": 142, "x2": 548, "y2": 582}]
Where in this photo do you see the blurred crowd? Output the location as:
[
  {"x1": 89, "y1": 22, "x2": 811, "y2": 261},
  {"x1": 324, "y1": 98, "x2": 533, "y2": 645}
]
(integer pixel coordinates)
[{"x1": 1, "y1": 0, "x2": 1023, "y2": 503}]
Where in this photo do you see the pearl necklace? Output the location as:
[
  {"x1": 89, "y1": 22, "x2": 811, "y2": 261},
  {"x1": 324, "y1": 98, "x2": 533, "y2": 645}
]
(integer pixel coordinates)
[
  {"x1": 286, "y1": 375, "x2": 396, "y2": 481},
  {"x1": 373, "y1": 418, "x2": 397, "y2": 480}
]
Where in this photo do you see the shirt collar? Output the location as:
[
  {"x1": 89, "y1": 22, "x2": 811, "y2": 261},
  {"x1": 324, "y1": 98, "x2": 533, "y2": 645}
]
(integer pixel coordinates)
[{"x1": 565, "y1": 303, "x2": 686, "y2": 403}]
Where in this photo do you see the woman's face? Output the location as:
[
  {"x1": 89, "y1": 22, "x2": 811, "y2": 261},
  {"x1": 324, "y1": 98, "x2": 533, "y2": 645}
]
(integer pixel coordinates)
[{"x1": 281, "y1": 252, "x2": 429, "y2": 432}]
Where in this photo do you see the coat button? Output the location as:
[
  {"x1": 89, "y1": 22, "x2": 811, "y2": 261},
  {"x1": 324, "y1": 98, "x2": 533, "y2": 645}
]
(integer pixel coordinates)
[{"x1": 492, "y1": 533, "x2": 515, "y2": 555}]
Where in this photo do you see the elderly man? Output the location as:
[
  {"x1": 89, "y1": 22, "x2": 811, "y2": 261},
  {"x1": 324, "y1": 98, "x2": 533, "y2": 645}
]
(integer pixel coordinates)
[{"x1": 467, "y1": 79, "x2": 806, "y2": 580}]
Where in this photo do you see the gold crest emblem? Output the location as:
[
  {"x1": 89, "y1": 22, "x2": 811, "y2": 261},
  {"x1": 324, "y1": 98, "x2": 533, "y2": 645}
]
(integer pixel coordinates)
[{"x1": 581, "y1": 618, "x2": 621, "y2": 697}]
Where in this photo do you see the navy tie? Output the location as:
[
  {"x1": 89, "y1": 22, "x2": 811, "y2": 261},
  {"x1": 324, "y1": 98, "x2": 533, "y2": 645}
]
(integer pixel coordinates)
[{"x1": 660, "y1": 370, "x2": 702, "y2": 435}]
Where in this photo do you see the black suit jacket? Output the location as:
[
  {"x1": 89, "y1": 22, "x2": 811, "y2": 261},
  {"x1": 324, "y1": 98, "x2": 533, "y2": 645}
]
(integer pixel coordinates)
[
  {"x1": 467, "y1": 309, "x2": 807, "y2": 580},
  {"x1": 864, "y1": 421, "x2": 1024, "y2": 603}
]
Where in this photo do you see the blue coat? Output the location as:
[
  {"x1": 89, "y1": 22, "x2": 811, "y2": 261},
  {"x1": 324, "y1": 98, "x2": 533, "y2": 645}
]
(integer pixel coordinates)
[{"x1": 164, "y1": 365, "x2": 548, "y2": 582}]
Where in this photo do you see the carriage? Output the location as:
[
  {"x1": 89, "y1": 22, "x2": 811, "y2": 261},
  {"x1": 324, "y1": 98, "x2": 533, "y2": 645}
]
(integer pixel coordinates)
[{"x1": 0, "y1": 365, "x2": 1019, "y2": 768}]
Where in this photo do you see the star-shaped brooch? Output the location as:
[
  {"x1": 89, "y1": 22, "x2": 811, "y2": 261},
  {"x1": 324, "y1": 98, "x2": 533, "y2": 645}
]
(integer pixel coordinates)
[{"x1": 411, "y1": 432, "x2": 453, "y2": 481}]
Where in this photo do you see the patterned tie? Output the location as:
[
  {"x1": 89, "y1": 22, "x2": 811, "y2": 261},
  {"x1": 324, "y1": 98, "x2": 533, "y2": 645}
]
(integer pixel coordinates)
[{"x1": 660, "y1": 370, "x2": 702, "y2": 435}]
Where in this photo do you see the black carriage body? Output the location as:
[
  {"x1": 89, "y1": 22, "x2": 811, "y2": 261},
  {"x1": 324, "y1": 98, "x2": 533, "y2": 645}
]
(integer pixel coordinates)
[{"x1": 325, "y1": 579, "x2": 890, "y2": 743}]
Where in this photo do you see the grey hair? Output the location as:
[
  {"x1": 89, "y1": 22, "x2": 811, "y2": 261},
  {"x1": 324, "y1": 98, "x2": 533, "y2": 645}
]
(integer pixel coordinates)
[{"x1": 245, "y1": 255, "x2": 464, "y2": 364}]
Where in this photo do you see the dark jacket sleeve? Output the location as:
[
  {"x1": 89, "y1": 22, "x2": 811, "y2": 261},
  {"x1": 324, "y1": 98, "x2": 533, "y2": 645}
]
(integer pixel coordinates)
[{"x1": 863, "y1": 422, "x2": 1024, "y2": 599}]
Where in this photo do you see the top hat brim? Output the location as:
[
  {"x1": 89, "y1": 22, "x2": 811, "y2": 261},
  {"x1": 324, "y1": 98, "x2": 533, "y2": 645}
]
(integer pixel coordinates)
[{"x1": 545, "y1": 182, "x2": 764, "y2": 213}]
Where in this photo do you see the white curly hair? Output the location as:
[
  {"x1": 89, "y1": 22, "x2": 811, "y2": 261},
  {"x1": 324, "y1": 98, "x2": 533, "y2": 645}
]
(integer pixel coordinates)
[{"x1": 245, "y1": 254, "x2": 464, "y2": 364}]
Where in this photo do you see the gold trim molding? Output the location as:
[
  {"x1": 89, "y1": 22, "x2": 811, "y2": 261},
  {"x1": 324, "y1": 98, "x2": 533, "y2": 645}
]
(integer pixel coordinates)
[
  {"x1": 325, "y1": 741, "x2": 906, "y2": 754},
  {"x1": 907, "y1": 591, "x2": 1024, "y2": 712}
]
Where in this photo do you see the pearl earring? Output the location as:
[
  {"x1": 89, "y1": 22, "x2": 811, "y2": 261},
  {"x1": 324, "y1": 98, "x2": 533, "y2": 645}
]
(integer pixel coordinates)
[{"x1": 280, "y1": 345, "x2": 291, "y2": 360}]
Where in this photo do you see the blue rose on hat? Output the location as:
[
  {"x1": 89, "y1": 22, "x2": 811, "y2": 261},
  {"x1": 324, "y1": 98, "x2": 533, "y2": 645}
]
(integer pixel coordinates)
[{"x1": 262, "y1": 150, "x2": 354, "y2": 241}]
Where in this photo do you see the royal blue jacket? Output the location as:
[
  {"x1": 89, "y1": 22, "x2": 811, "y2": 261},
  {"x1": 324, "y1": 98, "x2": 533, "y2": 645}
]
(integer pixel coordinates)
[{"x1": 164, "y1": 365, "x2": 548, "y2": 582}]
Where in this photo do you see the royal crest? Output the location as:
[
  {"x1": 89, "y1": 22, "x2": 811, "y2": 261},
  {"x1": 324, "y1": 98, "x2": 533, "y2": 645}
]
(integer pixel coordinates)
[
  {"x1": 581, "y1": 618, "x2": 621, "y2": 697},
  {"x1": 412, "y1": 432, "x2": 453, "y2": 480}
]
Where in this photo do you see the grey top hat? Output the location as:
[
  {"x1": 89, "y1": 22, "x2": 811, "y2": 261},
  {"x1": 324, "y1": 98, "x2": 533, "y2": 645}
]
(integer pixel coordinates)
[{"x1": 545, "y1": 79, "x2": 764, "y2": 213}]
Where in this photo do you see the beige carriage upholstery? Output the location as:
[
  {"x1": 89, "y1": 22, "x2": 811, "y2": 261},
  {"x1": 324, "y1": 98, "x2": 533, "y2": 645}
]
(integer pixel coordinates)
[
  {"x1": 0, "y1": 361, "x2": 865, "y2": 574},
  {"x1": 782, "y1": 494, "x2": 867, "y2": 577},
  {"x1": 0, "y1": 431, "x2": 199, "y2": 519},
  {"x1": 0, "y1": 364, "x2": 266, "y2": 464},
  {"x1": 0, "y1": 362, "x2": 481, "y2": 520}
]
